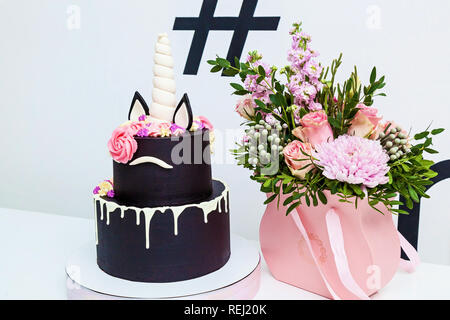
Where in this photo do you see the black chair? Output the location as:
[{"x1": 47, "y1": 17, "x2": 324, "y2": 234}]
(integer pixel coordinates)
[{"x1": 398, "y1": 160, "x2": 450, "y2": 259}]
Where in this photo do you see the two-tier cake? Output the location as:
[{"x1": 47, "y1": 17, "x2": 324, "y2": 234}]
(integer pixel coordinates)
[{"x1": 92, "y1": 33, "x2": 230, "y2": 283}]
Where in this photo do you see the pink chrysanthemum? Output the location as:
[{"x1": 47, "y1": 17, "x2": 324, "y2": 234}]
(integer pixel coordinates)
[{"x1": 315, "y1": 135, "x2": 390, "y2": 188}]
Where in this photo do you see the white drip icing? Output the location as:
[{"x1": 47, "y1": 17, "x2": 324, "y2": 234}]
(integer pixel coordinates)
[
  {"x1": 94, "y1": 180, "x2": 229, "y2": 250},
  {"x1": 136, "y1": 210, "x2": 141, "y2": 225},
  {"x1": 143, "y1": 208, "x2": 156, "y2": 249}
]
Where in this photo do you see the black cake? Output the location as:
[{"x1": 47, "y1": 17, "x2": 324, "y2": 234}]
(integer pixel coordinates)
[{"x1": 93, "y1": 33, "x2": 230, "y2": 282}]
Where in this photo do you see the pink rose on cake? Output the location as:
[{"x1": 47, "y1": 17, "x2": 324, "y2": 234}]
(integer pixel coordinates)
[
  {"x1": 293, "y1": 110, "x2": 334, "y2": 147},
  {"x1": 158, "y1": 122, "x2": 172, "y2": 137},
  {"x1": 283, "y1": 140, "x2": 314, "y2": 179},
  {"x1": 107, "y1": 126, "x2": 138, "y2": 164},
  {"x1": 348, "y1": 104, "x2": 382, "y2": 138},
  {"x1": 146, "y1": 122, "x2": 161, "y2": 137},
  {"x1": 196, "y1": 116, "x2": 214, "y2": 130},
  {"x1": 127, "y1": 121, "x2": 148, "y2": 135},
  {"x1": 170, "y1": 123, "x2": 186, "y2": 136}
]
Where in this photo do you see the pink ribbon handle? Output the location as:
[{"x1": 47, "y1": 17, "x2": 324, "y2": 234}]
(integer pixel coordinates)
[
  {"x1": 291, "y1": 208, "x2": 370, "y2": 299},
  {"x1": 291, "y1": 208, "x2": 420, "y2": 300},
  {"x1": 290, "y1": 211, "x2": 341, "y2": 300},
  {"x1": 397, "y1": 231, "x2": 421, "y2": 273},
  {"x1": 325, "y1": 209, "x2": 370, "y2": 300}
]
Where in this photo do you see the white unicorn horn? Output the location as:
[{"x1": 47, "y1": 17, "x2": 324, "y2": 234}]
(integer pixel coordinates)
[{"x1": 149, "y1": 33, "x2": 177, "y2": 123}]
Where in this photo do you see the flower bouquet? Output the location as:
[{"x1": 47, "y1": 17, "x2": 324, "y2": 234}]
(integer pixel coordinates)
[{"x1": 209, "y1": 22, "x2": 444, "y2": 299}]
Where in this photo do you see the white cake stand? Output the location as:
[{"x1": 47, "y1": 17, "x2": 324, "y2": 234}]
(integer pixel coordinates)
[{"x1": 65, "y1": 234, "x2": 261, "y2": 300}]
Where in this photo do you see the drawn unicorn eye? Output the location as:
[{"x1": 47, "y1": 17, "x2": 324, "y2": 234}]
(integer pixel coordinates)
[
  {"x1": 128, "y1": 91, "x2": 150, "y2": 121},
  {"x1": 172, "y1": 93, "x2": 193, "y2": 131},
  {"x1": 128, "y1": 156, "x2": 173, "y2": 169}
]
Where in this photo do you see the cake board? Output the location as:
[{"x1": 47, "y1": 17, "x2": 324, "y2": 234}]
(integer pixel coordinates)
[{"x1": 65, "y1": 234, "x2": 261, "y2": 300}]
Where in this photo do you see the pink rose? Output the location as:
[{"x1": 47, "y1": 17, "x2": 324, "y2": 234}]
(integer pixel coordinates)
[
  {"x1": 283, "y1": 140, "x2": 314, "y2": 179},
  {"x1": 197, "y1": 116, "x2": 214, "y2": 130},
  {"x1": 127, "y1": 121, "x2": 147, "y2": 135},
  {"x1": 170, "y1": 123, "x2": 186, "y2": 136},
  {"x1": 293, "y1": 111, "x2": 334, "y2": 147},
  {"x1": 348, "y1": 104, "x2": 382, "y2": 138},
  {"x1": 107, "y1": 126, "x2": 138, "y2": 164},
  {"x1": 147, "y1": 121, "x2": 171, "y2": 137},
  {"x1": 235, "y1": 94, "x2": 256, "y2": 120}
]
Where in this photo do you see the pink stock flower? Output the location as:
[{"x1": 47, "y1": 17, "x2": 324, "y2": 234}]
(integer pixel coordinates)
[
  {"x1": 348, "y1": 104, "x2": 382, "y2": 138},
  {"x1": 293, "y1": 111, "x2": 334, "y2": 147},
  {"x1": 283, "y1": 140, "x2": 314, "y2": 179},
  {"x1": 303, "y1": 60, "x2": 323, "y2": 80},
  {"x1": 287, "y1": 28, "x2": 323, "y2": 111},
  {"x1": 315, "y1": 135, "x2": 390, "y2": 188},
  {"x1": 265, "y1": 113, "x2": 278, "y2": 126},
  {"x1": 308, "y1": 102, "x2": 323, "y2": 111},
  {"x1": 107, "y1": 126, "x2": 137, "y2": 164},
  {"x1": 244, "y1": 61, "x2": 273, "y2": 103}
]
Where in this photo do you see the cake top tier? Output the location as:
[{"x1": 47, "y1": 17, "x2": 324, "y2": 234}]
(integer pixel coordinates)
[{"x1": 106, "y1": 33, "x2": 214, "y2": 165}]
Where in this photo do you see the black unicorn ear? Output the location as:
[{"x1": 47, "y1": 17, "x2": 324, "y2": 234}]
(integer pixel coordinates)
[
  {"x1": 128, "y1": 91, "x2": 150, "y2": 121},
  {"x1": 173, "y1": 93, "x2": 193, "y2": 131}
]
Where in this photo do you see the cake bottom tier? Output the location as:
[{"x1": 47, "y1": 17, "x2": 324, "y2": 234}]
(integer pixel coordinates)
[{"x1": 94, "y1": 180, "x2": 230, "y2": 283}]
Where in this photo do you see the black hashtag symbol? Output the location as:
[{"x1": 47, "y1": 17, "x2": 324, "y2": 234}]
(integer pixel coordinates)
[{"x1": 173, "y1": 0, "x2": 280, "y2": 75}]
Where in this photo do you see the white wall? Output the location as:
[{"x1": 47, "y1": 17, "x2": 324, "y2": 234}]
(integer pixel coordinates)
[{"x1": 1, "y1": 0, "x2": 449, "y2": 264}]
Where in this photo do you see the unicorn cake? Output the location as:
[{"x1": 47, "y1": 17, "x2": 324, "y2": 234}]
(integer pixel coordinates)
[{"x1": 93, "y1": 33, "x2": 230, "y2": 282}]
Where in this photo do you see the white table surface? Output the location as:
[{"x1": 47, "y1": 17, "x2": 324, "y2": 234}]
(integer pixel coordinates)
[{"x1": 0, "y1": 207, "x2": 449, "y2": 300}]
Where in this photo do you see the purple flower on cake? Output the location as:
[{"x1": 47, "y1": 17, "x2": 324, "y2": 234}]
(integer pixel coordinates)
[
  {"x1": 93, "y1": 186, "x2": 100, "y2": 195},
  {"x1": 315, "y1": 135, "x2": 390, "y2": 188},
  {"x1": 93, "y1": 180, "x2": 114, "y2": 197},
  {"x1": 190, "y1": 120, "x2": 204, "y2": 132},
  {"x1": 170, "y1": 123, "x2": 185, "y2": 136},
  {"x1": 136, "y1": 128, "x2": 149, "y2": 137},
  {"x1": 138, "y1": 114, "x2": 147, "y2": 122}
]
